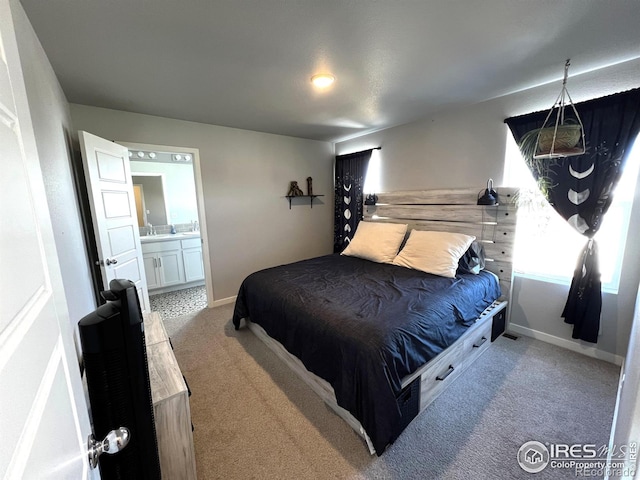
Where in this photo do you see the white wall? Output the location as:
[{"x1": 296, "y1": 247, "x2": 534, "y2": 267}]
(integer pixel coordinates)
[
  {"x1": 336, "y1": 58, "x2": 640, "y2": 360},
  {"x1": 69, "y1": 105, "x2": 335, "y2": 300},
  {"x1": 338, "y1": 100, "x2": 509, "y2": 190},
  {"x1": 12, "y1": 4, "x2": 96, "y2": 327}
]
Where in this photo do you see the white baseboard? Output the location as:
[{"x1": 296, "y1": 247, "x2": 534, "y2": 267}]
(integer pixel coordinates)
[
  {"x1": 210, "y1": 295, "x2": 237, "y2": 308},
  {"x1": 507, "y1": 323, "x2": 624, "y2": 366}
]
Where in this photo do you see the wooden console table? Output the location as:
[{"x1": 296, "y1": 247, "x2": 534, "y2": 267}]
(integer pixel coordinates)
[{"x1": 144, "y1": 312, "x2": 197, "y2": 479}]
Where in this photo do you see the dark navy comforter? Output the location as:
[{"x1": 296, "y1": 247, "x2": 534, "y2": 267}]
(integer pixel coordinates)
[{"x1": 232, "y1": 254, "x2": 500, "y2": 454}]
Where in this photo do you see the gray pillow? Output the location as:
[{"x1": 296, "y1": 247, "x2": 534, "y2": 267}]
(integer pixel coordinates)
[{"x1": 457, "y1": 241, "x2": 485, "y2": 274}]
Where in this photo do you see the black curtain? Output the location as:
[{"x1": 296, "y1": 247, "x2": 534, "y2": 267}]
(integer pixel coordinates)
[
  {"x1": 334, "y1": 149, "x2": 373, "y2": 253},
  {"x1": 505, "y1": 88, "x2": 640, "y2": 343}
]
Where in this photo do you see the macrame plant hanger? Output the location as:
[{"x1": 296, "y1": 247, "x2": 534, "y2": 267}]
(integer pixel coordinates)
[{"x1": 533, "y1": 59, "x2": 586, "y2": 159}]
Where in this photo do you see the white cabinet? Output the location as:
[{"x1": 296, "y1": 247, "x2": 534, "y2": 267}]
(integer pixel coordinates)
[
  {"x1": 142, "y1": 236, "x2": 204, "y2": 292},
  {"x1": 143, "y1": 254, "x2": 161, "y2": 289},
  {"x1": 181, "y1": 237, "x2": 205, "y2": 283},
  {"x1": 142, "y1": 240, "x2": 185, "y2": 290},
  {"x1": 158, "y1": 250, "x2": 184, "y2": 286}
]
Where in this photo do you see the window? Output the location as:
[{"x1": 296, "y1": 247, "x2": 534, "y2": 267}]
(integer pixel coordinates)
[
  {"x1": 504, "y1": 129, "x2": 640, "y2": 293},
  {"x1": 363, "y1": 149, "x2": 381, "y2": 194}
]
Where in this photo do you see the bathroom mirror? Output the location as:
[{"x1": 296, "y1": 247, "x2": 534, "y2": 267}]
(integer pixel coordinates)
[
  {"x1": 129, "y1": 151, "x2": 199, "y2": 228},
  {"x1": 132, "y1": 174, "x2": 169, "y2": 227}
]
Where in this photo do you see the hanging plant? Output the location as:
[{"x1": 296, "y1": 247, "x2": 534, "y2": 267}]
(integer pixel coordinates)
[
  {"x1": 517, "y1": 128, "x2": 560, "y2": 201},
  {"x1": 517, "y1": 59, "x2": 585, "y2": 202}
]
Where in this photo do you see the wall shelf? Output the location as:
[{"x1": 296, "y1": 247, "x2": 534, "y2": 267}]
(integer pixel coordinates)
[{"x1": 286, "y1": 194, "x2": 324, "y2": 209}]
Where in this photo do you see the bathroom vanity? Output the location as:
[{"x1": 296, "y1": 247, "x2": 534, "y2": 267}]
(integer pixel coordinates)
[{"x1": 141, "y1": 233, "x2": 205, "y2": 293}]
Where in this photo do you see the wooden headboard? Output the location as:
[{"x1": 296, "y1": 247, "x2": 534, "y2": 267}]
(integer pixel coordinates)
[{"x1": 364, "y1": 187, "x2": 518, "y2": 302}]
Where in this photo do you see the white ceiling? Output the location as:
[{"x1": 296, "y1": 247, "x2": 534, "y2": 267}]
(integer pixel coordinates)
[{"x1": 19, "y1": 0, "x2": 640, "y2": 143}]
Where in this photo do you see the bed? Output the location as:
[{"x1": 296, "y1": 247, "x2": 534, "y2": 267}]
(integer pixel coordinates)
[{"x1": 232, "y1": 188, "x2": 517, "y2": 455}]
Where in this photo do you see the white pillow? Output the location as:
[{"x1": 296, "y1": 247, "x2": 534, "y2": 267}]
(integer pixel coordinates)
[
  {"x1": 393, "y1": 230, "x2": 476, "y2": 278},
  {"x1": 341, "y1": 222, "x2": 408, "y2": 263}
]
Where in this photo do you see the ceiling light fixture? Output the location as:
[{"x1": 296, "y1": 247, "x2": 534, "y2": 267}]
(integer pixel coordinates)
[
  {"x1": 137, "y1": 151, "x2": 145, "y2": 158},
  {"x1": 148, "y1": 152, "x2": 156, "y2": 159},
  {"x1": 311, "y1": 73, "x2": 335, "y2": 88}
]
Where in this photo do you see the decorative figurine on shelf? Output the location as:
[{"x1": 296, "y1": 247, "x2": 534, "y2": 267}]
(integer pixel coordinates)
[
  {"x1": 287, "y1": 181, "x2": 304, "y2": 197},
  {"x1": 306, "y1": 177, "x2": 313, "y2": 196}
]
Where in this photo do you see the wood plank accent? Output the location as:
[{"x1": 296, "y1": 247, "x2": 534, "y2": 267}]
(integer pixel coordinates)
[
  {"x1": 375, "y1": 187, "x2": 518, "y2": 206},
  {"x1": 364, "y1": 188, "x2": 518, "y2": 305},
  {"x1": 366, "y1": 218, "x2": 516, "y2": 243},
  {"x1": 365, "y1": 204, "x2": 516, "y2": 224},
  {"x1": 144, "y1": 312, "x2": 197, "y2": 479},
  {"x1": 147, "y1": 340, "x2": 185, "y2": 404},
  {"x1": 153, "y1": 394, "x2": 197, "y2": 480},
  {"x1": 145, "y1": 311, "x2": 169, "y2": 347},
  {"x1": 364, "y1": 223, "x2": 515, "y2": 262}
]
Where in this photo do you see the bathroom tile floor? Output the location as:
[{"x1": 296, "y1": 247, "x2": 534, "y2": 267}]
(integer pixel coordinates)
[{"x1": 149, "y1": 285, "x2": 207, "y2": 319}]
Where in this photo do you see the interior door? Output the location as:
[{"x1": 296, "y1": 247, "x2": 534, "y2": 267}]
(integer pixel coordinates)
[
  {"x1": 79, "y1": 131, "x2": 151, "y2": 312},
  {"x1": 0, "y1": 1, "x2": 95, "y2": 477}
]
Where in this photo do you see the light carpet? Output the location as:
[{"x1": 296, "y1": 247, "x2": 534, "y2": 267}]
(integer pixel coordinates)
[{"x1": 165, "y1": 304, "x2": 620, "y2": 479}]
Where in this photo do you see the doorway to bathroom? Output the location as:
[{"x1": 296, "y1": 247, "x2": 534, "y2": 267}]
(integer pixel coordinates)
[{"x1": 120, "y1": 141, "x2": 214, "y2": 319}]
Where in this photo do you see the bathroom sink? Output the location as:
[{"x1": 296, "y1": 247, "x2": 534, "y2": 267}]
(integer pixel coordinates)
[{"x1": 140, "y1": 232, "x2": 200, "y2": 242}]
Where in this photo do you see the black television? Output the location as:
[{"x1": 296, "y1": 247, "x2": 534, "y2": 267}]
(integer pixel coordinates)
[{"x1": 78, "y1": 279, "x2": 161, "y2": 479}]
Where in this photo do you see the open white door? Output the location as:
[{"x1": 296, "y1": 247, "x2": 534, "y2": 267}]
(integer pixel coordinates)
[
  {"x1": 79, "y1": 131, "x2": 151, "y2": 312},
  {"x1": 0, "y1": 1, "x2": 95, "y2": 477}
]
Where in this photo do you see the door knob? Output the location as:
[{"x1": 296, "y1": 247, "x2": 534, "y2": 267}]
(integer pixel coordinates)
[
  {"x1": 105, "y1": 258, "x2": 118, "y2": 266},
  {"x1": 87, "y1": 427, "x2": 130, "y2": 469}
]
